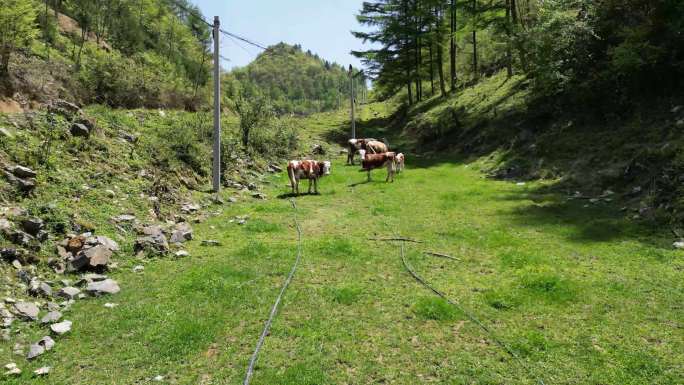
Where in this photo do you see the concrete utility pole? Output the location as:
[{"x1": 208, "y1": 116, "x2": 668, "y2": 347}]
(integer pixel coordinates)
[
  {"x1": 349, "y1": 64, "x2": 356, "y2": 139},
  {"x1": 212, "y1": 16, "x2": 221, "y2": 193}
]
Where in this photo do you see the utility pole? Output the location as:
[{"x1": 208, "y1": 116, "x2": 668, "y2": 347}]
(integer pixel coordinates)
[
  {"x1": 349, "y1": 64, "x2": 356, "y2": 139},
  {"x1": 212, "y1": 16, "x2": 221, "y2": 193}
]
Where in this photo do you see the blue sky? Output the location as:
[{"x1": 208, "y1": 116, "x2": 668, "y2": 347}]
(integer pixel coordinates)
[{"x1": 193, "y1": 0, "x2": 375, "y2": 71}]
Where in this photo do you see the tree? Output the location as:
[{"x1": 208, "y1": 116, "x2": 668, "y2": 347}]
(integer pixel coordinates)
[
  {"x1": 449, "y1": 0, "x2": 457, "y2": 91},
  {"x1": 233, "y1": 93, "x2": 273, "y2": 148},
  {"x1": 0, "y1": 0, "x2": 38, "y2": 79}
]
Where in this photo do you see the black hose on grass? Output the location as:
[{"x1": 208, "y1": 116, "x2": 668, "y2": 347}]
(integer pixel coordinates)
[
  {"x1": 243, "y1": 200, "x2": 303, "y2": 385},
  {"x1": 399, "y1": 241, "x2": 547, "y2": 385}
]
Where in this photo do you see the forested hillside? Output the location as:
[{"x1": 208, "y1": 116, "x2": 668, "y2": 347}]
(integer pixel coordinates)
[
  {"x1": 353, "y1": 0, "x2": 684, "y2": 223},
  {"x1": 223, "y1": 43, "x2": 368, "y2": 115},
  {"x1": 0, "y1": 0, "x2": 211, "y2": 109}
]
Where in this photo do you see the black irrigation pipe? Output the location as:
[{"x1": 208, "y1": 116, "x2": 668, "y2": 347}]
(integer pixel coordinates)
[
  {"x1": 243, "y1": 200, "x2": 303, "y2": 385},
  {"x1": 399, "y1": 240, "x2": 547, "y2": 385}
]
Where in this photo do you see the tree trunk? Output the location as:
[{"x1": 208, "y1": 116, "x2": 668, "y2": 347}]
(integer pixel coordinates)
[
  {"x1": 435, "y1": 6, "x2": 446, "y2": 97},
  {"x1": 472, "y1": 0, "x2": 478, "y2": 80},
  {"x1": 506, "y1": 0, "x2": 513, "y2": 78},
  {"x1": 429, "y1": 39, "x2": 435, "y2": 96},
  {"x1": 450, "y1": 0, "x2": 457, "y2": 91}
]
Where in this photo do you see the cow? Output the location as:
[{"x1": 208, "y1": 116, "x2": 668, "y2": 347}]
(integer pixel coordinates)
[
  {"x1": 360, "y1": 152, "x2": 397, "y2": 182},
  {"x1": 395, "y1": 153, "x2": 405, "y2": 173},
  {"x1": 287, "y1": 160, "x2": 332, "y2": 195},
  {"x1": 347, "y1": 138, "x2": 376, "y2": 165},
  {"x1": 365, "y1": 140, "x2": 388, "y2": 154}
]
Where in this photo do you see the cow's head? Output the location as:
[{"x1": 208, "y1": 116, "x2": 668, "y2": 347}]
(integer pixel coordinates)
[
  {"x1": 358, "y1": 149, "x2": 366, "y2": 160},
  {"x1": 348, "y1": 139, "x2": 358, "y2": 147},
  {"x1": 320, "y1": 161, "x2": 332, "y2": 176}
]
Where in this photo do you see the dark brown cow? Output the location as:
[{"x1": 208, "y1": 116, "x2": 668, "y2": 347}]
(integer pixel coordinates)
[
  {"x1": 361, "y1": 152, "x2": 397, "y2": 182},
  {"x1": 287, "y1": 160, "x2": 332, "y2": 195}
]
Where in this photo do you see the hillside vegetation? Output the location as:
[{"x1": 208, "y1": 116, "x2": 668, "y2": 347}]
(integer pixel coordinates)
[
  {"x1": 223, "y1": 43, "x2": 367, "y2": 115},
  {"x1": 1, "y1": 0, "x2": 211, "y2": 109}
]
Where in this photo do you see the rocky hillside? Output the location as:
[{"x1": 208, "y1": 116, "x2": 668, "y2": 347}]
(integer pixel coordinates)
[{"x1": 0, "y1": 98, "x2": 296, "y2": 375}]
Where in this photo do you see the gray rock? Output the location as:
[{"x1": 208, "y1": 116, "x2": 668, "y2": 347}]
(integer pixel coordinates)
[
  {"x1": 170, "y1": 229, "x2": 192, "y2": 244},
  {"x1": 673, "y1": 241, "x2": 684, "y2": 249},
  {"x1": 175, "y1": 250, "x2": 189, "y2": 258},
  {"x1": 41, "y1": 311, "x2": 62, "y2": 324},
  {"x1": 252, "y1": 192, "x2": 267, "y2": 200},
  {"x1": 181, "y1": 203, "x2": 201, "y2": 214},
  {"x1": 228, "y1": 197, "x2": 238, "y2": 203},
  {"x1": 133, "y1": 265, "x2": 144, "y2": 273},
  {"x1": 134, "y1": 233, "x2": 169, "y2": 255},
  {"x1": 57, "y1": 286, "x2": 81, "y2": 300},
  {"x1": 672, "y1": 105, "x2": 683, "y2": 114},
  {"x1": 95, "y1": 236, "x2": 120, "y2": 252},
  {"x1": 4, "y1": 362, "x2": 21, "y2": 376},
  {"x1": 8, "y1": 165, "x2": 37, "y2": 179},
  {"x1": 113, "y1": 214, "x2": 136, "y2": 222},
  {"x1": 34, "y1": 366, "x2": 51, "y2": 376},
  {"x1": 27, "y1": 336, "x2": 55, "y2": 359},
  {"x1": 0, "y1": 218, "x2": 10, "y2": 231},
  {"x1": 50, "y1": 320, "x2": 72, "y2": 335},
  {"x1": 201, "y1": 240, "x2": 221, "y2": 246},
  {"x1": 20, "y1": 217, "x2": 43, "y2": 235},
  {"x1": 29, "y1": 280, "x2": 52, "y2": 297},
  {"x1": 70, "y1": 123, "x2": 90, "y2": 138},
  {"x1": 86, "y1": 279, "x2": 120, "y2": 295},
  {"x1": 677, "y1": 119, "x2": 684, "y2": 128},
  {"x1": 13, "y1": 302, "x2": 39, "y2": 321},
  {"x1": 9, "y1": 230, "x2": 34, "y2": 247}
]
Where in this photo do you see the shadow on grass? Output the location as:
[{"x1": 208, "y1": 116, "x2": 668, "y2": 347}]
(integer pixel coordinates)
[
  {"x1": 496, "y1": 187, "x2": 670, "y2": 249},
  {"x1": 276, "y1": 192, "x2": 323, "y2": 200}
]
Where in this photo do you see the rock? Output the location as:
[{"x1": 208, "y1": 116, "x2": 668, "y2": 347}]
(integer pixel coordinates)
[
  {"x1": 29, "y1": 280, "x2": 52, "y2": 297},
  {"x1": 105, "y1": 189, "x2": 116, "y2": 198},
  {"x1": 4, "y1": 362, "x2": 20, "y2": 376},
  {"x1": 154, "y1": 375, "x2": 164, "y2": 382},
  {"x1": 677, "y1": 119, "x2": 684, "y2": 128},
  {"x1": 181, "y1": 203, "x2": 201, "y2": 214},
  {"x1": 228, "y1": 197, "x2": 238, "y2": 203},
  {"x1": 103, "y1": 303, "x2": 118, "y2": 308},
  {"x1": 170, "y1": 223, "x2": 193, "y2": 244},
  {"x1": 247, "y1": 182, "x2": 258, "y2": 191},
  {"x1": 268, "y1": 164, "x2": 283, "y2": 173},
  {"x1": 311, "y1": 144, "x2": 325, "y2": 155},
  {"x1": 175, "y1": 250, "x2": 189, "y2": 258},
  {"x1": 86, "y1": 279, "x2": 120, "y2": 295},
  {"x1": 201, "y1": 240, "x2": 221, "y2": 247},
  {"x1": 0, "y1": 218, "x2": 11, "y2": 231},
  {"x1": 252, "y1": 192, "x2": 267, "y2": 200},
  {"x1": 34, "y1": 366, "x2": 50, "y2": 376},
  {"x1": 52, "y1": 99, "x2": 81, "y2": 115},
  {"x1": 672, "y1": 105, "x2": 683, "y2": 114},
  {"x1": 13, "y1": 301, "x2": 39, "y2": 321},
  {"x1": 57, "y1": 286, "x2": 81, "y2": 300},
  {"x1": 134, "y1": 233, "x2": 169, "y2": 255},
  {"x1": 8, "y1": 165, "x2": 36, "y2": 179},
  {"x1": 27, "y1": 336, "x2": 55, "y2": 360},
  {"x1": 40, "y1": 311, "x2": 62, "y2": 324},
  {"x1": 50, "y1": 320, "x2": 72, "y2": 335},
  {"x1": 83, "y1": 245, "x2": 112, "y2": 267},
  {"x1": 20, "y1": 217, "x2": 43, "y2": 235},
  {"x1": 83, "y1": 273, "x2": 108, "y2": 282},
  {"x1": 119, "y1": 131, "x2": 137, "y2": 143},
  {"x1": 133, "y1": 265, "x2": 144, "y2": 273},
  {"x1": 70, "y1": 123, "x2": 90, "y2": 138},
  {"x1": 673, "y1": 241, "x2": 684, "y2": 249},
  {"x1": 11, "y1": 259, "x2": 22, "y2": 269},
  {"x1": 113, "y1": 214, "x2": 136, "y2": 223},
  {"x1": 9, "y1": 229, "x2": 34, "y2": 247},
  {"x1": 2, "y1": 171, "x2": 36, "y2": 192}
]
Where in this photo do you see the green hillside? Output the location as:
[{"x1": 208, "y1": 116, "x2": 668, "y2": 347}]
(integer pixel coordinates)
[{"x1": 223, "y1": 43, "x2": 368, "y2": 115}]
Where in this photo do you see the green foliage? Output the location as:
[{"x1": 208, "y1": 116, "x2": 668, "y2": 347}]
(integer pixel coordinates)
[
  {"x1": 224, "y1": 43, "x2": 367, "y2": 115},
  {"x1": 0, "y1": 0, "x2": 39, "y2": 77}
]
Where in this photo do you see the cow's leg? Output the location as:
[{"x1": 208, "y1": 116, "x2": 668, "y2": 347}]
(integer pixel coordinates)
[
  {"x1": 308, "y1": 178, "x2": 313, "y2": 194},
  {"x1": 367, "y1": 170, "x2": 371, "y2": 181},
  {"x1": 288, "y1": 169, "x2": 296, "y2": 194},
  {"x1": 314, "y1": 178, "x2": 319, "y2": 194},
  {"x1": 295, "y1": 179, "x2": 300, "y2": 195},
  {"x1": 347, "y1": 147, "x2": 354, "y2": 165}
]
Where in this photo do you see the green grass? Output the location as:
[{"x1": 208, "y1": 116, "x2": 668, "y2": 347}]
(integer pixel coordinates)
[{"x1": 1, "y1": 104, "x2": 682, "y2": 385}]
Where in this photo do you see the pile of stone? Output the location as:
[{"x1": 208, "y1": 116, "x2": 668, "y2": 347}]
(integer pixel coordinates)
[
  {"x1": 133, "y1": 220, "x2": 193, "y2": 257},
  {"x1": 1, "y1": 165, "x2": 37, "y2": 193},
  {"x1": 56, "y1": 233, "x2": 120, "y2": 273}
]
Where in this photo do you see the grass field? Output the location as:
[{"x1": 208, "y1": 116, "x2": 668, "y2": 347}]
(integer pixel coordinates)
[{"x1": 2, "y1": 106, "x2": 683, "y2": 384}]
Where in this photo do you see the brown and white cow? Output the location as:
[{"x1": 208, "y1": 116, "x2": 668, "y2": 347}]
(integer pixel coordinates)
[
  {"x1": 395, "y1": 153, "x2": 405, "y2": 173},
  {"x1": 287, "y1": 160, "x2": 332, "y2": 195},
  {"x1": 347, "y1": 138, "x2": 376, "y2": 165},
  {"x1": 360, "y1": 152, "x2": 397, "y2": 182}
]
